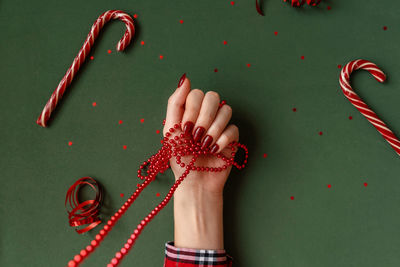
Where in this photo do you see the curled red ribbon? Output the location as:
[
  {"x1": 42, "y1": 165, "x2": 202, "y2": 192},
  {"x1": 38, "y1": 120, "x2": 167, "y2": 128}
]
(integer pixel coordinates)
[{"x1": 65, "y1": 177, "x2": 103, "y2": 234}]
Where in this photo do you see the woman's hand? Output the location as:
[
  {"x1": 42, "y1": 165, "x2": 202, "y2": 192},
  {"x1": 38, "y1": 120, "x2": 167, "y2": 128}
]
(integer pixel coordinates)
[{"x1": 163, "y1": 74, "x2": 239, "y2": 250}]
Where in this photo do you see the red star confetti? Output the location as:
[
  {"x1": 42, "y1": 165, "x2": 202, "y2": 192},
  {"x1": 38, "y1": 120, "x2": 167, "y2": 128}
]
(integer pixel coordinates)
[
  {"x1": 231, "y1": 1, "x2": 235, "y2": 5},
  {"x1": 292, "y1": 108, "x2": 297, "y2": 112},
  {"x1": 337, "y1": 64, "x2": 342, "y2": 69},
  {"x1": 263, "y1": 153, "x2": 268, "y2": 158},
  {"x1": 156, "y1": 130, "x2": 160, "y2": 134},
  {"x1": 68, "y1": 141, "x2": 73, "y2": 146},
  {"x1": 119, "y1": 120, "x2": 123, "y2": 124},
  {"x1": 223, "y1": 40, "x2": 228, "y2": 45},
  {"x1": 290, "y1": 196, "x2": 294, "y2": 200},
  {"x1": 349, "y1": 116, "x2": 353, "y2": 120},
  {"x1": 319, "y1": 131, "x2": 323, "y2": 136},
  {"x1": 140, "y1": 118, "x2": 145, "y2": 123},
  {"x1": 246, "y1": 63, "x2": 251, "y2": 67},
  {"x1": 327, "y1": 6, "x2": 331, "y2": 10},
  {"x1": 274, "y1": 31, "x2": 278, "y2": 36},
  {"x1": 159, "y1": 55, "x2": 164, "y2": 59},
  {"x1": 120, "y1": 193, "x2": 124, "y2": 198},
  {"x1": 90, "y1": 56, "x2": 94, "y2": 60},
  {"x1": 383, "y1": 26, "x2": 387, "y2": 31},
  {"x1": 214, "y1": 68, "x2": 218, "y2": 73},
  {"x1": 92, "y1": 102, "x2": 97, "y2": 107},
  {"x1": 179, "y1": 20, "x2": 184, "y2": 24},
  {"x1": 327, "y1": 184, "x2": 332, "y2": 188},
  {"x1": 123, "y1": 145, "x2": 127, "y2": 150},
  {"x1": 364, "y1": 182, "x2": 368, "y2": 187},
  {"x1": 300, "y1": 55, "x2": 305, "y2": 60},
  {"x1": 140, "y1": 41, "x2": 145, "y2": 45},
  {"x1": 156, "y1": 193, "x2": 160, "y2": 197},
  {"x1": 107, "y1": 49, "x2": 112, "y2": 54},
  {"x1": 133, "y1": 14, "x2": 138, "y2": 19}
]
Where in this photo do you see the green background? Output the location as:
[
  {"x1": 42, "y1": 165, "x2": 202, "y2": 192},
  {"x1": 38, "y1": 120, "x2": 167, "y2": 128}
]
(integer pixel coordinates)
[{"x1": 1, "y1": 0, "x2": 400, "y2": 266}]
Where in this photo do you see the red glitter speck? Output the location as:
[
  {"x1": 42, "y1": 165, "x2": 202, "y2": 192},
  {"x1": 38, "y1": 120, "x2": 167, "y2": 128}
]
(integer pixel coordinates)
[
  {"x1": 119, "y1": 120, "x2": 123, "y2": 124},
  {"x1": 290, "y1": 196, "x2": 294, "y2": 200},
  {"x1": 179, "y1": 20, "x2": 184, "y2": 24},
  {"x1": 223, "y1": 40, "x2": 227, "y2": 45},
  {"x1": 90, "y1": 56, "x2": 94, "y2": 60},
  {"x1": 160, "y1": 140, "x2": 164, "y2": 144},
  {"x1": 140, "y1": 118, "x2": 145, "y2": 123},
  {"x1": 120, "y1": 193, "x2": 124, "y2": 198},
  {"x1": 327, "y1": 184, "x2": 332, "y2": 188},
  {"x1": 319, "y1": 131, "x2": 323, "y2": 136},
  {"x1": 231, "y1": 1, "x2": 235, "y2": 5},
  {"x1": 140, "y1": 41, "x2": 145, "y2": 45},
  {"x1": 133, "y1": 14, "x2": 138, "y2": 19},
  {"x1": 159, "y1": 55, "x2": 164, "y2": 59},
  {"x1": 338, "y1": 64, "x2": 342, "y2": 69},
  {"x1": 274, "y1": 31, "x2": 278, "y2": 36},
  {"x1": 263, "y1": 153, "x2": 267, "y2": 158},
  {"x1": 364, "y1": 182, "x2": 368, "y2": 187},
  {"x1": 123, "y1": 145, "x2": 127, "y2": 150},
  {"x1": 156, "y1": 130, "x2": 160, "y2": 134},
  {"x1": 383, "y1": 26, "x2": 387, "y2": 31},
  {"x1": 92, "y1": 102, "x2": 97, "y2": 107},
  {"x1": 107, "y1": 50, "x2": 112, "y2": 54},
  {"x1": 156, "y1": 193, "x2": 160, "y2": 197},
  {"x1": 246, "y1": 63, "x2": 251, "y2": 67},
  {"x1": 68, "y1": 141, "x2": 73, "y2": 146},
  {"x1": 300, "y1": 55, "x2": 305, "y2": 60},
  {"x1": 214, "y1": 68, "x2": 218, "y2": 72},
  {"x1": 327, "y1": 6, "x2": 331, "y2": 10},
  {"x1": 292, "y1": 108, "x2": 297, "y2": 112},
  {"x1": 349, "y1": 116, "x2": 353, "y2": 120}
]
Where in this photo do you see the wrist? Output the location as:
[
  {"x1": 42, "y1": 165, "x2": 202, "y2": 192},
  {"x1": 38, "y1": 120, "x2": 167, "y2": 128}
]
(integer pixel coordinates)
[{"x1": 173, "y1": 186, "x2": 224, "y2": 250}]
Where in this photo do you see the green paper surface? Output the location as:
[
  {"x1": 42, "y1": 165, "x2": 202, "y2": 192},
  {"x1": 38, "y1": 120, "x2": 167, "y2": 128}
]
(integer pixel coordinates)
[{"x1": 1, "y1": 0, "x2": 400, "y2": 266}]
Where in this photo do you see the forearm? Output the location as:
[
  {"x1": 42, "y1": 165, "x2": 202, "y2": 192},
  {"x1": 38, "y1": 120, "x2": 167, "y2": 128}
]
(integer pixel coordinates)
[{"x1": 173, "y1": 186, "x2": 224, "y2": 250}]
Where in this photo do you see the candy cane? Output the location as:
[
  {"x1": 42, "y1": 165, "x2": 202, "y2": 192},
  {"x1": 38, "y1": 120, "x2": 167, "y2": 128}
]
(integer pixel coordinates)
[
  {"x1": 36, "y1": 10, "x2": 135, "y2": 127},
  {"x1": 339, "y1": 59, "x2": 400, "y2": 156}
]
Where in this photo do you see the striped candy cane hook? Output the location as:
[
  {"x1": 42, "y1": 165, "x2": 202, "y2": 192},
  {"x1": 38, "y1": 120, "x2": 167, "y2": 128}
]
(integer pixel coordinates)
[
  {"x1": 339, "y1": 59, "x2": 400, "y2": 156},
  {"x1": 37, "y1": 10, "x2": 135, "y2": 127}
]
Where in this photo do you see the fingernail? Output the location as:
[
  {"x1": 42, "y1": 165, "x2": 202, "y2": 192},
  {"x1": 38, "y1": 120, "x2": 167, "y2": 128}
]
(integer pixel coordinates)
[
  {"x1": 177, "y1": 73, "x2": 186, "y2": 88},
  {"x1": 201, "y1": 135, "x2": 213, "y2": 149},
  {"x1": 193, "y1": 127, "x2": 205, "y2": 143},
  {"x1": 183, "y1": 121, "x2": 194, "y2": 136},
  {"x1": 210, "y1": 144, "x2": 219, "y2": 153}
]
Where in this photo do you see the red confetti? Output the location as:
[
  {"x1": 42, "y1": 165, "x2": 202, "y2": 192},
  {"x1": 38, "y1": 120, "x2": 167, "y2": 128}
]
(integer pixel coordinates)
[
  {"x1": 120, "y1": 193, "x2": 124, "y2": 198},
  {"x1": 133, "y1": 14, "x2": 138, "y2": 19},
  {"x1": 349, "y1": 116, "x2": 353, "y2": 120},
  {"x1": 140, "y1": 40, "x2": 145, "y2": 45},
  {"x1": 214, "y1": 68, "x2": 218, "y2": 72},
  {"x1": 156, "y1": 130, "x2": 160, "y2": 134},
  {"x1": 179, "y1": 20, "x2": 184, "y2": 24},
  {"x1": 292, "y1": 108, "x2": 297, "y2": 112},
  {"x1": 68, "y1": 141, "x2": 73, "y2": 146},
  {"x1": 290, "y1": 196, "x2": 294, "y2": 200},
  {"x1": 327, "y1": 6, "x2": 331, "y2": 10},
  {"x1": 263, "y1": 153, "x2": 267, "y2": 158},
  {"x1": 364, "y1": 182, "x2": 368, "y2": 187},
  {"x1": 119, "y1": 120, "x2": 123, "y2": 124},
  {"x1": 107, "y1": 49, "x2": 112, "y2": 54},
  {"x1": 274, "y1": 31, "x2": 278, "y2": 36},
  {"x1": 338, "y1": 64, "x2": 342, "y2": 69},
  {"x1": 300, "y1": 55, "x2": 305, "y2": 60},
  {"x1": 319, "y1": 131, "x2": 323, "y2": 136},
  {"x1": 123, "y1": 145, "x2": 127, "y2": 150},
  {"x1": 92, "y1": 102, "x2": 97, "y2": 107},
  {"x1": 231, "y1": 1, "x2": 235, "y2": 5},
  {"x1": 327, "y1": 184, "x2": 332, "y2": 188},
  {"x1": 223, "y1": 40, "x2": 228, "y2": 45},
  {"x1": 246, "y1": 63, "x2": 251, "y2": 67},
  {"x1": 90, "y1": 56, "x2": 94, "y2": 60},
  {"x1": 140, "y1": 118, "x2": 144, "y2": 123},
  {"x1": 383, "y1": 26, "x2": 387, "y2": 31},
  {"x1": 159, "y1": 55, "x2": 164, "y2": 59},
  {"x1": 156, "y1": 193, "x2": 160, "y2": 197}
]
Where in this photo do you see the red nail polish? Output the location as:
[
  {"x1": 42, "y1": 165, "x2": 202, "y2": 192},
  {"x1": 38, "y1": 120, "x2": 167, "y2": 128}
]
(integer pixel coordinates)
[
  {"x1": 183, "y1": 121, "x2": 194, "y2": 136},
  {"x1": 193, "y1": 127, "x2": 205, "y2": 143},
  {"x1": 201, "y1": 135, "x2": 213, "y2": 149},
  {"x1": 210, "y1": 144, "x2": 219, "y2": 153},
  {"x1": 177, "y1": 73, "x2": 186, "y2": 88}
]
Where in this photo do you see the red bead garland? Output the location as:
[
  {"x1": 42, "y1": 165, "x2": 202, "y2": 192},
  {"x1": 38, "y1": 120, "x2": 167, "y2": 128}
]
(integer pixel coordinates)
[{"x1": 67, "y1": 123, "x2": 248, "y2": 266}]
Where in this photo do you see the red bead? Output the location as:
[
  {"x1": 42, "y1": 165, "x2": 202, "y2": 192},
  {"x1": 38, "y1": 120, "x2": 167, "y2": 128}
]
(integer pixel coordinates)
[
  {"x1": 95, "y1": 234, "x2": 102, "y2": 241},
  {"x1": 80, "y1": 249, "x2": 88, "y2": 257},
  {"x1": 86, "y1": 245, "x2": 93, "y2": 252},
  {"x1": 91, "y1": 240, "x2": 98, "y2": 247},
  {"x1": 74, "y1": 255, "x2": 82, "y2": 262},
  {"x1": 115, "y1": 252, "x2": 122, "y2": 259},
  {"x1": 68, "y1": 260, "x2": 77, "y2": 267},
  {"x1": 121, "y1": 248, "x2": 127, "y2": 254},
  {"x1": 111, "y1": 258, "x2": 118, "y2": 265}
]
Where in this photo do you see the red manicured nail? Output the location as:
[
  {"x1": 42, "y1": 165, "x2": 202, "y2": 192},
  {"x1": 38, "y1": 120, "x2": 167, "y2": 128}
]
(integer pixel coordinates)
[
  {"x1": 193, "y1": 127, "x2": 205, "y2": 143},
  {"x1": 177, "y1": 73, "x2": 186, "y2": 88},
  {"x1": 201, "y1": 135, "x2": 213, "y2": 149},
  {"x1": 183, "y1": 121, "x2": 194, "y2": 136},
  {"x1": 210, "y1": 144, "x2": 219, "y2": 153}
]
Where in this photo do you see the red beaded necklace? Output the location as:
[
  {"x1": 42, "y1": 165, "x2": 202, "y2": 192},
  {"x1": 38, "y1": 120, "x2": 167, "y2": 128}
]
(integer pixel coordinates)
[{"x1": 67, "y1": 123, "x2": 248, "y2": 267}]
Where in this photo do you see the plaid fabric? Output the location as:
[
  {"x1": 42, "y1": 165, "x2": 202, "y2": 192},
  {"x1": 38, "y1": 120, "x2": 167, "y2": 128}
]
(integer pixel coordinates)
[{"x1": 163, "y1": 241, "x2": 233, "y2": 267}]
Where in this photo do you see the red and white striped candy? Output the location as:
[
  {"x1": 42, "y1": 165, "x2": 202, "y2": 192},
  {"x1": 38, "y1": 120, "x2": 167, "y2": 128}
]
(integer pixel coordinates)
[
  {"x1": 37, "y1": 10, "x2": 135, "y2": 127},
  {"x1": 339, "y1": 59, "x2": 400, "y2": 156}
]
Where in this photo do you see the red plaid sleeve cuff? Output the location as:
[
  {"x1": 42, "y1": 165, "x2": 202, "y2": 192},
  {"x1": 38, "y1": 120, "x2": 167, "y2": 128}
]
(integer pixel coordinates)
[{"x1": 163, "y1": 241, "x2": 233, "y2": 267}]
